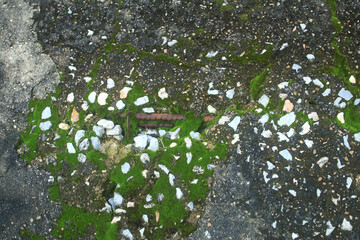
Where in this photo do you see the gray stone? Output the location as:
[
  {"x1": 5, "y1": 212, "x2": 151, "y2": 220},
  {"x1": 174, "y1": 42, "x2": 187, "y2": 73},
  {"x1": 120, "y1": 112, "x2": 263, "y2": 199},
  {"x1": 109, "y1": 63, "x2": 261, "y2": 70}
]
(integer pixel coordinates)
[
  {"x1": 140, "y1": 153, "x2": 150, "y2": 164},
  {"x1": 93, "y1": 126, "x2": 105, "y2": 137},
  {"x1": 114, "y1": 192, "x2": 123, "y2": 206},
  {"x1": 39, "y1": 121, "x2": 52, "y2": 131},
  {"x1": 67, "y1": 143, "x2": 76, "y2": 154},
  {"x1": 277, "y1": 112, "x2": 296, "y2": 127},
  {"x1": 91, "y1": 137, "x2": 101, "y2": 150},
  {"x1": 75, "y1": 130, "x2": 85, "y2": 146},
  {"x1": 97, "y1": 119, "x2": 114, "y2": 129},
  {"x1": 147, "y1": 136, "x2": 159, "y2": 151},
  {"x1": 97, "y1": 92, "x2": 108, "y2": 105},
  {"x1": 228, "y1": 116, "x2": 241, "y2": 131},
  {"x1": 116, "y1": 100, "x2": 126, "y2": 110},
  {"x1": 121, "y1": 162, "x2": 131, "y2": 174},
  {"x1": 106, "y1": 125, "x2": 122, "y2": 136},
  {"x1": 338, "y1": 88, "x2": 353, "y2": 101},
  {"x1": 88, "y1": 91, "x2": 96, "y2": 103},
  {"x1": 134, "y1": 134, "x2": 148, "y2": 150},
  {"x1": 41, "y1": 107, "x2": 51, "y2": 119},
  {"x1": 79, "y1": 139, "x2": 90, "y2": 151},
  {"x1": 107, "y1": 78, "x2": 115, "y2": 89},
  {"x1": 77, "y1": 153, "x2": 87, "y2": 163},
  {"x1": 134, "y1": 96, "x2": 149, "y2": 106}
]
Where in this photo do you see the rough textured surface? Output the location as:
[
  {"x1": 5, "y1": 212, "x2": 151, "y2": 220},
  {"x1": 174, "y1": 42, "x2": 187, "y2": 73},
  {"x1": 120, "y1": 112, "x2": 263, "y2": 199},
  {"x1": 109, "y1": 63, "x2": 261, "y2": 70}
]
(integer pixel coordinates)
[{"x1": 0, "y1": 0, "x2": 61, "y2": 239}]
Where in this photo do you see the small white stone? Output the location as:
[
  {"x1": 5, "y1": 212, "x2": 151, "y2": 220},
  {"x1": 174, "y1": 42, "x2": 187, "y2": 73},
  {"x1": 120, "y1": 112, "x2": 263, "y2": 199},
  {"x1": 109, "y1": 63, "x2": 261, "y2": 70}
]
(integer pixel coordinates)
[
  {"x1": 258, "y1": 94, "x2": 269, "y2": 107},
  {"x1": 346, "y1": 177, "x2": 352, "y2": 189},
  {"x1": 228, "y1": 116, "x2": 241, "y2": 131},
  {"x1": 81, "y1": 101, "x2": 89, "y2": 111},
  {"x1": 176, "y1": 188, "x2": 183, "y2": 199},
  {"x1": 84, "y1": 76, "x2": 92, "y2": 83},
  {"x1": 338, "y1": 88, "x2": 353, "y2": 101},
  {"x1": 68, "y1": 66, "x2": 77, "y2": 71},
  {"x1": 304, "y1": 139, "x2": 314, "y2": 148},
  {"x1": 289, "y1": 190, "x2": 297, "y2": 197},
  {"x1": 259, "y1": 114, "x2": 269, "y2": 126},
  {"x1": 207, "y1": 82, "x2": 219, "y2": 95},
  {"x1": 159, "y1": 130, "x2": 166, "y2": 137},
  {"x1": 169, "y1": 142, "x2": 177, "y2": 148},
  {"x1": 140, "y1": 153, "x2": 150, "y2": 164},
  {"x1": 341, "y1": 218, "x2": 353, "y2": 231},
  {"x1": 231, "y1": 134, "x2": 240, "y2": 144},
  {"x1": 277, "y1": 132, "x2": 289, "y2": 142},
  {"x1": 187, "y1": 202, "x2": 194, "y2": 211},
  {"x1": 75, "y1": 130, "x2": 85, "y2": 146},
  {"x1": 292, "y1": 232, "x2": 299, "y2": 239},
  {"x1": 218, "y1": 116, "x2": 231, "y2": 125},
  {"x1": 190, "y1": 131, "x2": 201, "y2": 140},
  {"x1": 226, "y1": 89, "x2": 235, "y2": 99},
  {"x1": 167, "y1": 39, "x2": 178, "y2": 47},
  {"x1": 354, "y1": 133, "x2": 360, "y2": 142},
  {"x1": 283, "y1": 100, "x2": 294, "y2": 113},
  {"x1": 134, "y1": 96, "x2": 149, "y2": 106},
  {"x1": 261, "y1": 130, "x2": 272, "y2": 138},
  {"x1": 317, "y1": 157, "x2": 329, "y2": 168},
  {"x1": 107, "y1": 78, "x2": 115, "y2": 89},
  {"x1": 278, "y1": 112, "x2": 296, "y2": 127},
  {"x1": 206, "y1": 50, "x2": 218, "y2": 58},
  {"x1": 143, "y1": 214, "x2": 149, "y2": 223},
  {"x1": 41, "y1": 107, "x2": 51, "y2": 119},
  {"x1": 306, "y1": 54, "x2": 315, "y2": 60},
  {"x1": 158, "y1": 164, "x2": 170, "y2": 174},
  {"x1": 158, "y1": 87, "x2": 168, "y2": 99},
  {"x1": 122, "y1": 229, "x2": 133, "y2": 240},
  {"x1": 143, "y1": 107, "x2": 155, "y2": 113},
  {"x1": 299, "y1": 122, "x2": 311, "y2": 135},
  {"x1": 300, "y1": 23, "x2": 306, "y2": 31},
  {"x1": 120, "y1": 87, "x2": 132, "y2": 99},
  {"x1": 267, "y1": 161, "x2": 275, "y2": 170},
  {"x1": 326, "y1": 221, "x2": 335, "y2": 236},
  {"x1": 303, "y1": 76, "x2": 312, "y2": 84},
  {"x1": 58, "y1": 123, "x2": 70, "y2": 130},
  {"x1": 279, "y1": 149, "x2": 292, "y2": 161},
  {"x1": 134, "y1": 134, "x2": 148, "y2": 150},
  {"x1": 344, "y1": 135, "x2": 351, "y2": 150},
  {"x1": 97, "y1": 92, "x2": 108, "y2": 105},
  {"x1": 186, "y1": 152, "x2": 192, "y2": 164},
  {"x1": 169, "y1": 173, "x2": 175, "y2": 186},
  {"x1": 308, "y1": 112, "x2": 319, "y2": 121},
  {"x1": 121, "y1": 162, "x2": 131, "y2": 174},
  {"x1": 114, "y1": 100, "x2": 125, "y2": 111},
  {"x1": 39, "y1": 121, "x2": 52, "y2": 131},
  {"x1": 313, "y1": 79, "x2": 324, "y2": 88},
  {"x1": 77, "y1": 153, "x2": 87, "y2": 163},
  {"x1": 278, "y1": 82, "x2": 289, "y2": 89},
  {"x1": 286, "y1": 128, "x2": 295, "y2": 137},
  {"x1": 184, "y1": 137, "x2": 192, "y2": 148},
  {"x1": 87, "y1": 30, "x2": 94, "y2": 36},
  {"x1": 97, "y1": 119, "x2": 114, "y2": 129},
  {"x1": 292, "y1": 64, "x2": 302, "y2": 72},
  {"x1": 349, "y1": 75, "x2": 356, "y2": 84},
  {"x1": 67, "y1": 143, "x2": 76, "y2": 154},
  {"x1": 355, "y1": 99, "x2": 360, "y2": 105},
  {"x1": 337, "y1": 112, "x2": 345, "y2": 124},
  {"x1": 106, "y1": 125, "x2": 122, "y2": 136},
  {"x1": 79, "y1": 139, "x2": 89, "y2": 151},
  {"x1": 207, "y1": 105, "x2": 216, "y2": 113},
  {"x1": 88, "y1": 92, "x2": 96, "y2": 103},
  {"x1": 93, "y1": 126, "x2": 105, "y2": 137},
  {"x1": 147, "y1": 137, "x2": 159, "y2": 151},
  {"x1": 91, "y1": 136, "x2": 101, "y2": 150},
  {"x1": 322, "y1": 88, "x2": 331, "y2": 96},
  {"x1": 67, "y1": 92, "x2": 74, "y2": 103},
  {"x1": 280, "y1": 43, "x2": 288, "y2": 51}
]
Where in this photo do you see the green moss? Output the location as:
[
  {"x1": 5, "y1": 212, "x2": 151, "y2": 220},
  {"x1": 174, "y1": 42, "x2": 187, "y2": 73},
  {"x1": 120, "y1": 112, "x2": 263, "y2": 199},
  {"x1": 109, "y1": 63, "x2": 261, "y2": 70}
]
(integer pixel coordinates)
[
  {"x1": 19, "y1": 227, "x2": 45, "y2": 240},
  {"x1": 220, "y1": 5, "x2": 235, "y2": 13},
  {"x1": 51, "y1": 204, "x2": 115, "y2": 239},
  {"x1": 337, "y1": 104, "x2": 360, "y2": 132},
  {"x1": 228, "y1": 43, "x2": 273, "y2": 65},
  {"x1": 240, "y1": 14, "x2": 248, "y2": 21},
  {"x1": 87, "y1": 150, "x2": 107, "y2": 170},
  {"x1": 250, "y1": 68, "x2": 270, "y2": 100},
  {"x1": 326, "y1": 0, "x2": 343, "y2": 34},
  {"x1": 48, "y1": 183, "x2": 60, "y2": 201}
]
